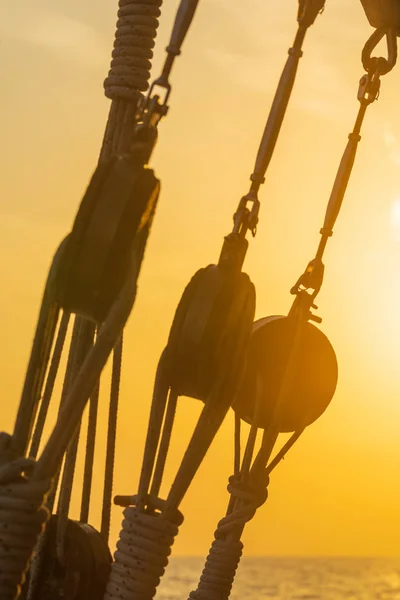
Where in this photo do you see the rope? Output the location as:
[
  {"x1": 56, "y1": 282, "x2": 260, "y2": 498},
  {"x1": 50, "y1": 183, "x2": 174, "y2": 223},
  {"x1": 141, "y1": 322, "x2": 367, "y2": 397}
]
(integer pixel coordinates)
[
  {"x1": 104, "y1": 496, "x2": 183, "y2": 600},
  {"x1": 104, "y1": 0, "x2": 163, "y2": 101},
  {"x1": 0, "y1": 434, "x2": 51, "y2": 600},
  {"x1": 233, "y1": 414, "x2": 241, "y2": 476},
  {"x1": 188, "y1": 540, "x2": 243, "y2": 600},
  {"x1": 80, "y1": 380, "x2": 100, "y2": 524},
  {"x1": 55, "y1": 319, "x2": 95, "y2": 563},
  {"x1": 101, "y1": 0, "x2": 163, "y2": 159},
  {"x1": 101, "y1": 334, "x2": 123, "y2": 543},
  {"x1": 188, "y1": 472, "x2": 269, "y2": 600},
  {"x1": 23, "y1": 315, "x2": 86, "y2": 599},
  {"x1": 29, "y1": 312, "x2": 70, "y2": 460},
  {"x1": 150, "y1": 389, "x2": 178, "y2": 498}
]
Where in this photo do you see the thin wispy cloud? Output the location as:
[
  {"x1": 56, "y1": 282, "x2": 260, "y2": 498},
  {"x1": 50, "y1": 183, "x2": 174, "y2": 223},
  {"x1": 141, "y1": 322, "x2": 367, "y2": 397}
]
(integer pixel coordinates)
[
  {"x1": 201, "y1": 4, "x2": 346, "y2": 122},
  {"x1": 0, "y1": 5, "x2": 109, "y2": 70},
  {"x1": 202, "y1": 0, "x2": 372, "y2": 125}
]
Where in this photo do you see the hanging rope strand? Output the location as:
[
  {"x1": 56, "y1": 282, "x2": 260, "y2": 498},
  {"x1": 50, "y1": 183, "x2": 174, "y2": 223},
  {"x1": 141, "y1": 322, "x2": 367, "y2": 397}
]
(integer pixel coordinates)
[
  {"x1": 106, "y1": 283, "x2": 254, "y2": 600},
  {"x1": 28, "y1": 312, "x2": 70, "y2": 460},
  {"x1": 34, "y1": 258, "x2": 137, "y2": 485},
  {"x1": 80, "y1": 380, "x2": 100, "y2": 524},
  {"x1": 56, "y1": 320, "x2": 95, "y2": 563},
  {"x1": 12, "y1": 285, "x2": 60, "y2": 459},
  {"x1": 150, "y1": 389, "x2": 179, "y2": 499},
  {"x1": 101, "y1": 334, "x2": 124, "y2": 543}
]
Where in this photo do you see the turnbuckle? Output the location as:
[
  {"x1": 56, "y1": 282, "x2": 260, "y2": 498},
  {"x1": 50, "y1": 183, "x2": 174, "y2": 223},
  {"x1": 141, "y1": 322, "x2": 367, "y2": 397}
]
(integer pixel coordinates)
[
  {"x1": 139, "y1": 0, "x2": 201, "y2": 127},
  {"x1": 290, "y1": 258, "x2": 324, "y2": 323}
]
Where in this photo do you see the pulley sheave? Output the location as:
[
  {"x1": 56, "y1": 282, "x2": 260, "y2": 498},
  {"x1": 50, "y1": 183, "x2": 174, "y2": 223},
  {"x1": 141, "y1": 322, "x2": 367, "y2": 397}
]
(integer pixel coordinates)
[
  {"x1": 166, "y1": 263, "x2": 256, "y2": 401},
  {"x1": 31, "y1": 516, "x2": 112, "y2": 600},
  {"x1": 360, "y1": 0, "x2": 400, "y2": 33},
  {"x1": 233, "y1": 315, "x2": 338, "y2": 433},
  {"x1": 56, "y1": 154, "x2": 160, "y2": 324}
]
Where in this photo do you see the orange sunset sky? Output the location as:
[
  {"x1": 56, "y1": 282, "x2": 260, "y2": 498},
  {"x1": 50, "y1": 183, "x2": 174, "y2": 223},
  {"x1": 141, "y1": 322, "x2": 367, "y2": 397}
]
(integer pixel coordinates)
[{"x1": 0, "y1": 0, "x2": 400, "y2": 557}]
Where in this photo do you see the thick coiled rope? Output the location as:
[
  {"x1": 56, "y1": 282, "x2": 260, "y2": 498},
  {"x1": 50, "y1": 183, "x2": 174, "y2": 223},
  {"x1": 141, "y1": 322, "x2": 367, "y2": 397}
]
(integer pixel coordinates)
[
  {"x1": 104, "y1": 496, "x2": 183, "y2": 600},
  {"x1": 0, "y1": 434, "x2": 51, "y2": 600},
  {"x1": 188, "y1": 539, "x2": 243, "y2": 600},
  {"x1": 188, "y1": 472, "x2": 270, "y2": 600},
  {"x1": 104, "y1": 0, "x2": 163, "y2": 101}
]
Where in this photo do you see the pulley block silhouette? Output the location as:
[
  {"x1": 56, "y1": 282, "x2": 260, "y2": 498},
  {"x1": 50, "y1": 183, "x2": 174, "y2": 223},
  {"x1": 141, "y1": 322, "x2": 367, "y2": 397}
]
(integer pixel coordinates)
[
  {"x1": 166, "y1": 263, "x2": 256, "y2": 401},
  {"x1": 56, "y1": 154, "x2": 160, "y2": 323},
  {"x1": 360, "y1": 0, "x2": 400, "y2": 32},
  {"x1": 32, "y1": 516, "x2": 112, "y2": 600},
  {"x1": 233, "y1": 315, "x2": 338, "y2": 432}
]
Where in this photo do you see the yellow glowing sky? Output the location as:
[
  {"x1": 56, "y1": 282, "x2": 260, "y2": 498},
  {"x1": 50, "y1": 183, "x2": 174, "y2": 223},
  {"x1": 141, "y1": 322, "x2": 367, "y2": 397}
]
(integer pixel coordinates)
[{"x1": 1, "y1": 0, "x2": 400, "y2": 557}]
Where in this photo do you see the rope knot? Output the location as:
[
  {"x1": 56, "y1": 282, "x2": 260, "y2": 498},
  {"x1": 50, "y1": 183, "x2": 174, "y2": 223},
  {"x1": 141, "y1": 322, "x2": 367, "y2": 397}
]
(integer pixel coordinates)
[
  {"x1": 214, "y1": 470, "x2": 270, "y2": 540},
  {"x1": 227, "y1": 470, "x2": 269, "y2": 508}
]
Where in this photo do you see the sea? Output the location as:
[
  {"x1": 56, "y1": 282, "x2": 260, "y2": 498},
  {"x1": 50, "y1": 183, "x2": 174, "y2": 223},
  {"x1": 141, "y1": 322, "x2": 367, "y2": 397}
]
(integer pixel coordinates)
[{"x1": 157, "y1": 557, "x2": 400, "y2": 600}]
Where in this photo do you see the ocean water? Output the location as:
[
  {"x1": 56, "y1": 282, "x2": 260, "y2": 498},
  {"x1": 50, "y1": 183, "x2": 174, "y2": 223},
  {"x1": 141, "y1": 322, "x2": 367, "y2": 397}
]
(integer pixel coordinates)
[{"x1": 157, "y1": 557, "x2": 400, "y2": 600}]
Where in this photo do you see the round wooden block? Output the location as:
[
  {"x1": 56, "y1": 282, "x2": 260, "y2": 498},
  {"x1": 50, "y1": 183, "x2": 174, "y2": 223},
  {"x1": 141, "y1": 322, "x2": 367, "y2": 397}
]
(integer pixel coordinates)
[
  {"x1": 167, "y1": 265, "x2": 256, "y2": 401},
  {"x1": 232, "y1": 315, "x2": 338, "y2": 432},
  {"x1": 32, "y1": 516, "x2": 112, "y2": 600}
]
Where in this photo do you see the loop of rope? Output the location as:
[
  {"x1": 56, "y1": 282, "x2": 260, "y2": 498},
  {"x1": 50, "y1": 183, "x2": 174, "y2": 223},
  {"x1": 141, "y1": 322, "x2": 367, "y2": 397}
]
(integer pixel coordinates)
[
  {"x1": 362, "y1": 27, "x2": 397, "y2": 75},
  {"x1": 104, "y1": 0, "x2": 163, "y2": 101},
  {"x1": 104, "y1": 496, "x2": 183, "y2": 600},
  {"x1": 0, "y1": 436, "x2": 52, "y2": 600}
]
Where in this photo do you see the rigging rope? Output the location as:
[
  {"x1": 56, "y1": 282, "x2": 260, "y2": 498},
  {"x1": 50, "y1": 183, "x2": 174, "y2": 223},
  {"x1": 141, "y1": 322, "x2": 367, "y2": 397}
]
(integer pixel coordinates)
[
  {"x1": 101, "y1": 335, "x2": 123, "y2": 543},
  {"x1": 80, "y1": 380, "x2": 100, "y2": 525},
  {"x1": 0, "y1": 0, "x2": 205, "y2": 597},
  {"x1": 104, "y1": 2, "x2": 327, "y2": 598},
  {"x1": 189, "y1": 472, "x2": 270, "y2": 600},
  {"x1": 105, "y1": 276, "x2": 255, "y2": 599},
  {"x1": 190, "y1": 23, "x2": 398, "y2": 600}
]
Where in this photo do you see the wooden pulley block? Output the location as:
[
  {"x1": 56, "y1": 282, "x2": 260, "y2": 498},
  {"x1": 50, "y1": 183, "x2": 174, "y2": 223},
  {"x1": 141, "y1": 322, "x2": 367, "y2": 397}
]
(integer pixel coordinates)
[
  {"x1": 56, "y1": 155, "x2": 160, "y2": 323},
  {"x1": 232, "y1": 315, "x2": 338, "y2": 432},
  {"x1": 166, "y1": 264, "x2": 256, "y2": 401},
  {"x1": 30, "y1": 516, "x2": 112, "y2": 600},
  {"x1": 360, "y1": 0, "x2": 400, "y2": 33}
]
